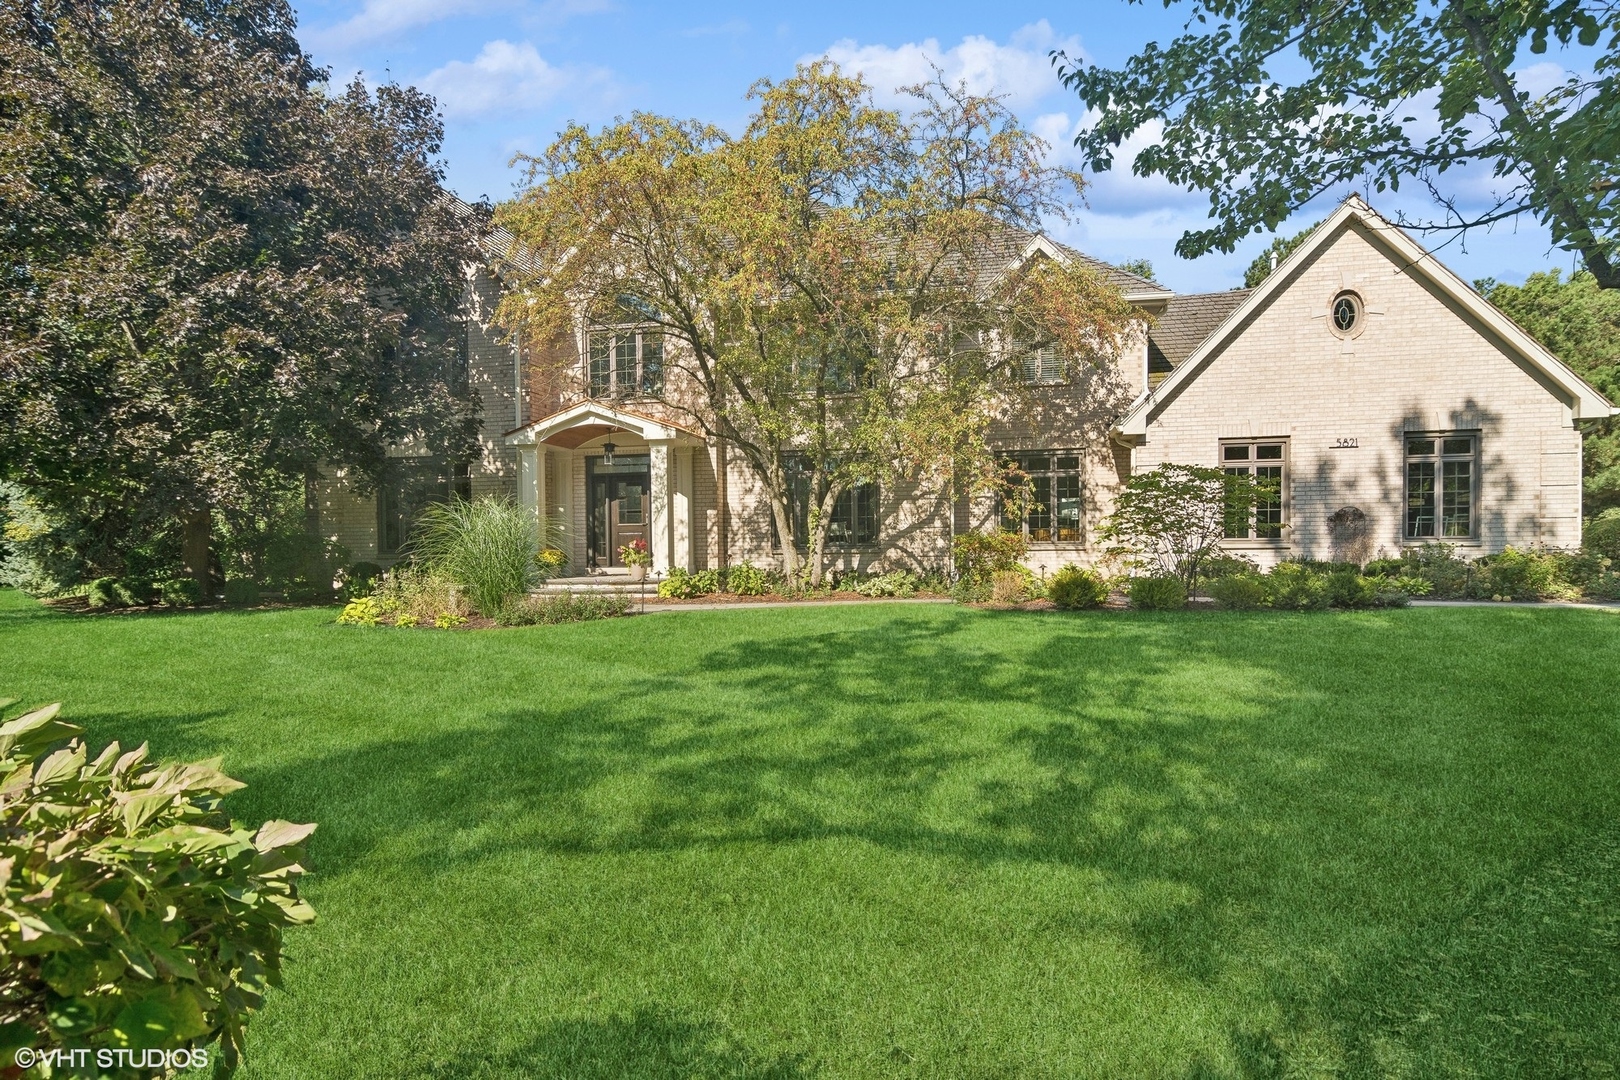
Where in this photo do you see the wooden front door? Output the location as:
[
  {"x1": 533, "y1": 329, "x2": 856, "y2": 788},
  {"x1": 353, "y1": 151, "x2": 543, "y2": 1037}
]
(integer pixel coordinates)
[{"x1": 587, "y1": 454, "x2": 651, "y2": 567}]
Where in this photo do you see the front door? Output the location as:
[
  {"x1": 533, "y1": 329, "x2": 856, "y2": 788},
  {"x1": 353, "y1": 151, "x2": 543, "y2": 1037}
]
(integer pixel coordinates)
[{"x1": 587, "y1": 454, "x2": 651, "y2": 567}]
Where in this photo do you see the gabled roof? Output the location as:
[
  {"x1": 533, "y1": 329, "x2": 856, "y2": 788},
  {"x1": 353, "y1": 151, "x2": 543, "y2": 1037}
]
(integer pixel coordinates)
[
  {"x1": 1148, "y1": 289, "x2": 1252, "y2": 381},
  {"x1": 503, "y1": 400, "x2": 706, "y2": 448},
  {"x1": 1118, "y1": 195, "x2": 1619, "y2": 435},
  {"x1": 977, "y1": 227, "x2": 1171, "y2": 301}
]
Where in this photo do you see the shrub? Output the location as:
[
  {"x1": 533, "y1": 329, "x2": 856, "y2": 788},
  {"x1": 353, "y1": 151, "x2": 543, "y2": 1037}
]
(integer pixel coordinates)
[
  {"x1": 1208, "y1": 573, "x2": 1268, "y2": 610},
  {"x1": 158, "y1": 578, "x2": 203, "y2": 607},
  {"x1": 1586, "y1": 508, "x2": 1620, "y2": 561},
  {"x1": 1550, "y1": 549, "x2": 1610, "y2": 589},
  {"x1": 1362, "y1": 558, "x2": 1406, "y2": 579},
  {"x1": 343, "y1": 561, "x2": 384, "y2": 596},
  {"x1": 280, "y1": 582, "x2": 329, "y2": 604},
  {"x1": 952, "y1": 530, "x2": 1028, "y2": 584},
  {"x1": 1129, "y1": 575, "x2": 1187, "y2": 610},
  {"x1": 1373, "y1": 588, "x2": 1413, "y2": 608},
  {"x1": 726, "y1": 563, "x2": 770, "y2": 596},
  {"x1": 1588, "y1": 571, "x2": 1620, "y2": 601},
  {"x1": 990, "y1": 568, "x2": 1031, "y2": 603},
  {"x1": 370, "y1": 567, "x2": 464, "y2": 626},
  {"x1": 222, "y1": 579, "x2": 261, "y2": 607},
  {"x1": 1325, "y1": 570, "x2": 1378, "y2": 609},
  {"x1": 394, "y1": 613, "x2": 420, "y2": 629},
  {"x1": 408, "y1": 497, "x2": 538, "y2": 617},
  {"x1": 658, "y1": 567, "x2": 725, "y2": 599},
  {"x1": 434, "y1": 612, "x2": 468, "y2": 629},
  {"x1": 852, "y1": 570, "x2": 920, "y2": 598},
  {"x1": 1399, "y1": 542, "x2": 1472, "y2": 598},
  {"x1": 1390, "y1": 574, "x2": 1433, "y2": 597},
  {"x1": 494, "y1": 591, "x2": 632, "y2": 625},
  {"x1": 1102, "y1": 463, "x2": 1260, "y2": 593},
  {"x1": 1473, "y1": 546, "x2": 1560, "y2": 601},
  {"x1": 0, "y1": 698, "x2": 314, "y2": 1072},
  {"x1": 951, "y1": 576, "x2": 991, "y2": 603},
  {"x1": 1268, "y1": 563, "x2": 1330, "y2": 611},
  {"x1": 1047, "y1": 565, "x2": 1108, "y2": 610},
  {"x1": 335, "y1": 596, "x2": 382, "y2": 626},
  {"x1": 113, "y1": 576, "x2": 153, "y2": 607},
  {"x1": 86, "y1": 577, "x2": 122, "y2": 610},
  {"x1": 1200, "y1": 555, "x2": 1259, "y2": 581}
]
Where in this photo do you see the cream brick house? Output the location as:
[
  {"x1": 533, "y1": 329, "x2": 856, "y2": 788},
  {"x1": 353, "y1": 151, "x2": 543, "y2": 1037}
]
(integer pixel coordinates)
[{"x1": 315, "y1": 196, "x2": 1616, "y2": 577}]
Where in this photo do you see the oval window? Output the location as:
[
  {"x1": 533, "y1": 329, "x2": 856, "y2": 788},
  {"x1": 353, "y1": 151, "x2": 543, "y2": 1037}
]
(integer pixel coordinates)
[{"x1": 1330, "y1": 291, "x2": 1364, "y2": 336}]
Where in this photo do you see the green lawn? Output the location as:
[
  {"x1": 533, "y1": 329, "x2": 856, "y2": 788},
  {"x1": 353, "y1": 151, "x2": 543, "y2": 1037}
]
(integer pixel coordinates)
[{"x1": 2, "y1": 589, "x2": 1618, "y2": 1078}]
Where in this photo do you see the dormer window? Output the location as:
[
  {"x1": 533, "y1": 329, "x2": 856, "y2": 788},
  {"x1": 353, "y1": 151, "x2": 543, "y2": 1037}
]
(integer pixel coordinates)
[{"x1": 587, "y1": 329, "x2": 663, "y2": 399}]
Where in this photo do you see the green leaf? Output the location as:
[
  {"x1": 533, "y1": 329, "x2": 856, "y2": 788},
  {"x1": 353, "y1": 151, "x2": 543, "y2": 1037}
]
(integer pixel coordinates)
[
  {"x1": 112, "y1": 997, "x2": 176, "y2": 1050},
  {"x1": 253, "y1": 820, "x2": 317, "y2": 853},
  {"x1": 46, "y1": 999, "x2": 97, "y2": 1036},
  {"x1": 120, "y1": 791, "x2": 175, "y2": 834},
  {"x1": 0, "y1": 1020, "x2": 35, "y2": 1056},
  {"x1": 42, "y1": 950, "x2": 102, "y2": 997},
  {"x1": 0, "y1": 703, "x2": 81, "y2": 761},
  {"x1": 33, "y1": 743, "x2": 86, "y2": 787}
]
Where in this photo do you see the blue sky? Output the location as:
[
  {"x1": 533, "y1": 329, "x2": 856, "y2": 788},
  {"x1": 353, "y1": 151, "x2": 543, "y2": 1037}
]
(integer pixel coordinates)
[{"x1": 290, "y1": 0, "x2": 1589, "y2": 294}]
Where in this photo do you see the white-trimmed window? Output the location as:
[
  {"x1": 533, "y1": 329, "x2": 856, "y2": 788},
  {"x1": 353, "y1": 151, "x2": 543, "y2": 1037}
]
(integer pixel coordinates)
[
  {"x1": 1405, "y1": 433, "x2": 1477, "y2": 539},
  {"x1": 587, "y1": 329, "x2": 663, "y2": 399},
  {"x1": 1222, "y1": 440, "x2": 1287, "y2": 540},
  {"x1": 1020, "y1": 343, "x2": 1065, "y2": 385}
]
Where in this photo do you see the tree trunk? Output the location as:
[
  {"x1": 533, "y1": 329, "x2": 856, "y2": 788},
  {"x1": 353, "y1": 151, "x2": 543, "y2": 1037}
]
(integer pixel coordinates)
[
  {"x1": 806, "y1": 482, "x2": 845, "y2": 589},
  {"x1": 181, "y1": 507, "x2": 211, "y2": 599}
]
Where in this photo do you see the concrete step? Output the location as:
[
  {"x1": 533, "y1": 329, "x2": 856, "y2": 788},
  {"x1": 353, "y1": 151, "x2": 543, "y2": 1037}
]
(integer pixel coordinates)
[{"x1": 533, "y1": 575, "x2": 659, "y2": 596}]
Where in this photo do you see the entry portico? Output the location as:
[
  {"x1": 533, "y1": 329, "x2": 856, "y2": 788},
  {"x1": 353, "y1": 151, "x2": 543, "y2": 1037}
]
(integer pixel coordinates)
[{"x1": 504, "y1": 400, "x2": 706, "y2": 574}]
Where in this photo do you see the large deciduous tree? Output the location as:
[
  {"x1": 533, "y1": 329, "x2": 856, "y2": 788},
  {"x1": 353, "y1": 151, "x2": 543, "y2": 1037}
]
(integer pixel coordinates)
[
  {"x1": 1478, "y1": 269, "x2": 1620, "y2": 513},
  {"x1": 496, "y1": 63, "x2": 1145, "y2": 585},
  {"x1": 0, "y1": 0, "x2": 482, "y2": 592},
  {"x1": 1056, "y1": 1, "x2": 1620, "y2": 288}
]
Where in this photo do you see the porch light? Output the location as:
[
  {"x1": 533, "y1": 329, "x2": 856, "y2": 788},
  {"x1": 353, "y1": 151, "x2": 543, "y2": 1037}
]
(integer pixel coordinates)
[{"x1": 601, "y1": 441, "x2": 616, "y2": 465}]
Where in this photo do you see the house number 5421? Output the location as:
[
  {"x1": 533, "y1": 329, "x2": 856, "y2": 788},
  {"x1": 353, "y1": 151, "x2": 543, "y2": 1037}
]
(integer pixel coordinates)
[{"x1": 1332, "y1": 437, "x2": 1359, "y2": 448}]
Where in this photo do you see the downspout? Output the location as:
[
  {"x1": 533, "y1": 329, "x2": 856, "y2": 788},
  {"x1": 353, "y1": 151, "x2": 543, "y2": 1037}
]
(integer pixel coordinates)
[{"x1": 717, "y1": 437, "x2": 730, "y2": 570}]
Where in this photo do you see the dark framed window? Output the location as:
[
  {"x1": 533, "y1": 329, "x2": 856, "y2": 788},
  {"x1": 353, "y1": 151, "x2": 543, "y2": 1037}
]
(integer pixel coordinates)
[
  {"x1": 587, "y1": 328, "x2": 663, "y2": 399},
  {"x1": 791, "y1": 352, "x2": 870, "y2": 393},
  {"x1": 1222, "y1": 440, "x2": 1287, "y2": 540},
  {"x1": 1406, "y1": 433, "x2": 1477, "y2": 539},
  {"x1": 774, "y1": 455, "x2": 879, "y2": 548},
  {"x1": 1000, "y1": 452, "x2": 1083, "y2": 542},
  {"x1": 378, "y1": 456, "x2": 471, "y2": 557}
]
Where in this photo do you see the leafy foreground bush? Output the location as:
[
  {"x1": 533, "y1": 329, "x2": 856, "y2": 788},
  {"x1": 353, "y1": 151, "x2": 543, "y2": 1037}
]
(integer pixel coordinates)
[
  {"x1": 1129, "y1": 575, "x2": 1187, "y2": 611},
  {"x1": 157, "y1": 578, "x2": 202, "y2": 608},
  {"x1": 1587, "y1": 509, "x2": 1620, "y2": 561},
  {"x1": 1047, "y1": 565, "x2": 1108, "y2": 610},
  {"x1": 851, "y1": 570, "x2": 920, "y2": 598},
  {"x1": 494, "y1": 591, "x2": 631, "y2": 625},
  {"x1": 1208, "y1": 573, "x2": 1267, "y2": 610},
  {"x1": 1267, "y1": 563, "x2": 1331, "y2": 611},
  {"x1": 0, "y1": 699, "x2": 315, "y2": 1074},
  {"x1": 222, "y1": 579, "x2": 260, "y2": 607},
  {"x1": 408, "y1": 497, "x2": 538, "y2": 617}
]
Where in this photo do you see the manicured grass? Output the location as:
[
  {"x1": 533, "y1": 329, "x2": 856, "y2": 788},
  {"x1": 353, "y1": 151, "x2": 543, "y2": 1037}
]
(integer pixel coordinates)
[{"x1": 2, "y1": 588, "x2": 1618, "y2": 1078}]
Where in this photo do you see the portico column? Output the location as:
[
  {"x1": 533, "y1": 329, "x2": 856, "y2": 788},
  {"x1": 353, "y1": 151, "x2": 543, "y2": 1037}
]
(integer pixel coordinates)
[
  {"x1": 535, "y1": 447, "x2": 548, "y2": 544},
  {"x1": 518, "y1": 446, "x2": 539, "y2": 521},
  {"x1": 649, "y1": 439, "x2": 674, "y2": 574},
  {"x1": 674, "y1": 445, "x2": 694, "y2": 571}
]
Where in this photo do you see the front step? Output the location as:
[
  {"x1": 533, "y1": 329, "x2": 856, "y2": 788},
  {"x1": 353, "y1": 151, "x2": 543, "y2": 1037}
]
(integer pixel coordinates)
[{"x1": 533, "y1": 574, "x2": 659, "y2": 597}]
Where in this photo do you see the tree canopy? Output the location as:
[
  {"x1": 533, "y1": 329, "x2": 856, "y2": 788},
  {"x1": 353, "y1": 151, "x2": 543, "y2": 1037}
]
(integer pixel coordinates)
[
  {"x1": 496, "y1": 63, "x2": 1146, "y2": 584},
  {"x1": 1479, "y1": 269, "x2": 1620, "y2": 513},
  {"x1": 1056, "y1": 0, "x2": 1620, "y2": 288},
  {"x1": 0, "y1": 0, "x2": 483, "y2": 589}
]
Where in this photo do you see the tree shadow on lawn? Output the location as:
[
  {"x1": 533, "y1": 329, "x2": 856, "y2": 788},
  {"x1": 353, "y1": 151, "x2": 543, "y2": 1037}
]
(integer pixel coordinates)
[
  {"x1": 221, "y1": 608, "x2": 1617, "y2": 1076},
  {"x1": 409, "y1": 1007, "x2": 815, "y2": 1080}
]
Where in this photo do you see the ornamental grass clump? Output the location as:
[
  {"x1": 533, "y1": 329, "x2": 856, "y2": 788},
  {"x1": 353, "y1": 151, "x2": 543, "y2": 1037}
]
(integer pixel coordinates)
[
  {"x1": 407, "y1": 497, "x2": 540, "y2": 617},
  {"x1": 0, "y1": 698, "x2": 315, "y2": 1073}
]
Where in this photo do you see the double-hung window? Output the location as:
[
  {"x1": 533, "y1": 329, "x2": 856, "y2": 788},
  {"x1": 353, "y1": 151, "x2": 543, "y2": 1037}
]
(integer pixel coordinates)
[
  {"x1": 1405, "y1": 433, "x2": 1477, "y2": 539},
  {"x1": 1020, "y1": 343, "x2": 1065, "y2": 385},
  {"x1": 1000, "y1": 452, "x2": 1083, "y2": 542},
  {"x1": 587, "y1": 329, "x2": 664, "y2": 399},
  {"x1": 1222, "y1": 440, "x2": 1287, "y2": 540}
]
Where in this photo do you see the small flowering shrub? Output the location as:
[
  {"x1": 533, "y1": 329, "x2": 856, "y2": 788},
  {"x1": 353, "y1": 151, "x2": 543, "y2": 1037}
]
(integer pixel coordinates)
[
  {"x1": 0, "y1": 698, "x2": 315, "y2": 1074},
  {"x1": 535, "y1": 548, "x2": 569, "y2": 579},
  {"x1": 617, "y1": 537, "x2": 651, "y2": 568},
  {"x1": 851, "y1": 570, "x2": 920, "y2": 598}
]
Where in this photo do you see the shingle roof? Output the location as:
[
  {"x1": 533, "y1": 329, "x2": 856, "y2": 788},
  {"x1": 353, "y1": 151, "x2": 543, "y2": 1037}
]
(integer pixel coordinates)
[{"x1": 1148, "y1": 289, "x2": 1252, "y2": 383}]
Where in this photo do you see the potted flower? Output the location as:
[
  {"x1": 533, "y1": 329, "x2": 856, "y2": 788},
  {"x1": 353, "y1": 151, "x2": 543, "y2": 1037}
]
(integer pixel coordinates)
[{"x1": 618, "y1": 538, "x2": 651, "y2": 581}]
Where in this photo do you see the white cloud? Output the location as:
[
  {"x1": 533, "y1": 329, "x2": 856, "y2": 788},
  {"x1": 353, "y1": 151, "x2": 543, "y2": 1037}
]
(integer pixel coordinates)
[
  {"x1": 814, "y1": 20, "x2": 1083, "y2": 108},
  {"x1": 420, "y1": 40, "x2": 609, "y2": 118},
  {"x1": 309, "y1": 0, "x2": 611, "y2": 51}
]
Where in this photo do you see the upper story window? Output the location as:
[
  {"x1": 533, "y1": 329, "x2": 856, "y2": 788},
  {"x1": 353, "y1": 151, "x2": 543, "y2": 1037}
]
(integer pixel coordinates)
[
  {"x1": 1406, "y1": 433, "x2": 1477, "y2": 539},
  {"x1": 587, "y1": 328, "x2": 663, "y2": 399},
  {"x1": 1329, "y1": 290, "x2": 1365, "y2": 338},
  {"x1": 791, "y1": 353, "x2": 870, "y2": 393},
  {"x1": 1000, "y1": 452, "x2": 1083, "y2": 542},
  {"x1": 1019, "y1": 343, "x2": 1065, "y2": 385},
  {"x1": 1222, "y1": 440, "x2": 1286, "y2": 540}
]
